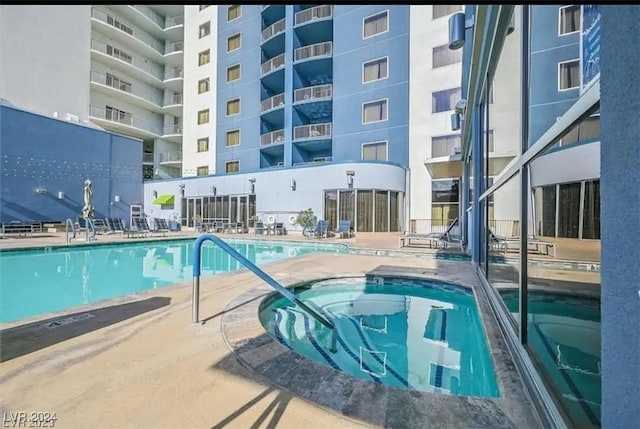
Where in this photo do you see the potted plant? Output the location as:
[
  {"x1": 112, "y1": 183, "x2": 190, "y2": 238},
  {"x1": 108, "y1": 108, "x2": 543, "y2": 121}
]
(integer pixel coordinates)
[
  {"x1": 193, "y1": 214, "x2": 203, "y2": 232},
  {"x1": 295, "y1": 208, "x2": 317, "y2": 238}
]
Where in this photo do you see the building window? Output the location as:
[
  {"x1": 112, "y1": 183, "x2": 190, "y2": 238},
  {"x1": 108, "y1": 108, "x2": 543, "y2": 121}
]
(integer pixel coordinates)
[
  {"x1": 226, "y1": 98, "x2": 240, "y2": 116},
  {"x1": 227, "y1": 33, "x2": 241, "y2": 52},
  {"x1": 197, "y1": 137, "x2": 209, "y2": 152},
  {"x1": 363, "y1": 57, "x2": 388, "y2": 83},
  {"x1": 105, "y1": 105, "x2": 132, "y2": 123},
  {"x1": 227, "y1": 5, "x2": 241, "y2": 21},
  {"x1": 226, "y1": 130, "x2": 240, "y2": 147},
  {"x1": 226, "y1": 64, "x2": 241, "y2": 82},
  {"x1": 324, "y1": 189, "x2": 401, "y2": 232},
  {"x1": 199, "y1": 5, "x2": 210, "y2": 11},
  {"x1": 199, "y1": 21, "x2": 210, "y2": 38},
  {"x1": 197, "y1": 109, "x2": 209, "y2": 125},
  {"x1": 197, "y1": 166, "x2": 209, "y2": 176},
  {"x1": 431, "y1": 134, "x2": 462, "y2": 157},
  {"x1": 432, "y1": 5, "x2": 462, "y2": 20},
  {"x1": 362, "y1": 99, "x2": 388, "y2": 123},
  {"x1": 106, "y1": 44, "x2": 132, "y2": 63},
  {"x1": 558, "y1": 59, "x2": 580, "y2": 90},
  {"x1": 432, "y1": 87, "x2": 461, "y2": 113},
  {"x1": 432, "y1": 178, "x2": 460, "y2": 226},
  {"x1": 560, "y1": 114, "x2": 600, "y2": 146},
  {"x1": 198, "y1": 78, "x2": 209, "y2": 94},
  {"x1": 363, "y1": 11, "x2": 388, "y2": 39},
  {"x1": 198, "y1": 49, "x2": 210, "y2": 66},
  {"x1": 225, "y1": 160, "x2": 240, "y2": 173},
  {"x1": 432, "y1": 44, "x2": 462, "y2": 68},
  {"x1": 362, "y1": 141, "x2": 387, "y2": 161},
  {"x1": 105, "y1": 73, "x2": 132, "y2": 93},
  {"x1": 559, "y1": 5, "x2": 581, "y2": 35}
]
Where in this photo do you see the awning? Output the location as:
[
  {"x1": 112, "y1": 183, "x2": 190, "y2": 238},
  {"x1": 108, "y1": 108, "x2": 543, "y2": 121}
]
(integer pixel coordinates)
[{"x1": 153, "y1": 195, "x2": 175, "y2": 205}]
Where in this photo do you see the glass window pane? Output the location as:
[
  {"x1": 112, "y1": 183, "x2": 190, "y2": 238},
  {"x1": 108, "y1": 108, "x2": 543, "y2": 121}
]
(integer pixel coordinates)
[
  {"x1": 338, "y1": 190, "x2": 355, "y2": 227},
  {"x1": 582, "y1": 180, "x2": 600, "y2": 239},
  {"x1": 356, "y1": 190, "x2": 373, "y2": 232},
  {"x1": 324, "y1": 190, "x2": 338, "y2": 230},
  {"x1": 389, "y1": 191, "x2": 399, "y2": 232},
  {"x1": 375, "y1": 191, "x2": 389, "y2": 232},
  {"x1": 432, "y1": 179, "x2": 460, "y2": 203},
  {"x1": 433, "y1": 44, "x2": 462, "y2": 68},
  {"x1": 557, "y1": 182, "x2": 581, "y2": 238}
]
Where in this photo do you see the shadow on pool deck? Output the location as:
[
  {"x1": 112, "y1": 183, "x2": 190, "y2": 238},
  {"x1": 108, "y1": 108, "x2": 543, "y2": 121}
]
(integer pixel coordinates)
[{"x1": 0, "y1": 296, "x2": 171, "y2": 362}]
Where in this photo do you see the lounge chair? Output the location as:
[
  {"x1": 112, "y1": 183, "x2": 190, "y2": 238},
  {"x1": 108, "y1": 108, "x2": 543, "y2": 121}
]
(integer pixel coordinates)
[
  {"x1": 489, "y1": 228, "x2": 555, "y2": 257},
  {"x1": 334, "y1": 220, "x2": 354, "y2": 238},
  {"x1": 304, "y1": 220, "x2": 329, "y2": 239},
  {"x1": 399, "y1": 218, "x2": 458, "y2": 248},
  {"x1": 92, "y1": 218, "x2": 109, "y2": 234},
  {"x1": 146, "y1": 218, "x2": 168, "y2": 236}
]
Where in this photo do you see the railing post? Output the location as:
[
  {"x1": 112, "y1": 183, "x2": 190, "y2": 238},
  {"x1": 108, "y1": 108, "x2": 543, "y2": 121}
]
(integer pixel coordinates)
[{"x1": 192, "y1": 275, "x2": 200, "y2": 324}]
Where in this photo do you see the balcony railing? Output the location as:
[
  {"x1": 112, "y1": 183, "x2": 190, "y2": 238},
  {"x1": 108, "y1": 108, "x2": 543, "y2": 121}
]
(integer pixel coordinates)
[
  {"x1": 91, "y1": 7, "x2": 164, "y2": 54},
  {"x1": 294, "y1": 123, "x2": 332, "y2": 140},
  {"x1": 163, "y1": 125, "x2": 182, "y2": 135},
  {"x1": 143, "y1": 152, "x2": 154, "y2": 163},
  {"x1": 131, "y1": 5, "x2": 164, "y2": 28},
  {"x1": 295, "y1": 5, "x2": 333, "y2": 26},
  {"x1": 164, "y1": 94, "x2": 183, "y2": 106},
  {"x1": 90, "y1": 71, "x2": 163, "y2": 106},
  {"x1": 89, "y1": 106, "x2": 162, "y2": 135},
  {"x1": 165, "y1": 41, "x2": 184, "y2": 55},
  {"x1": 260, "y1": 93, "x2": 285, "y2": 113},
  {"x1": 159, "y1": 151, "x2": 182, "y2": 163},
  {"x1": 431, "y1": 139, "x2": 462, "y2": 158},
  {"x1": 293, "y1": 156, "x2": 333, "y2": 166},
  {"x1": 90, "y1": 39, "x2": 164, "y2": 81},
  {"x1": 294, "y1": 84, "x2": 332, "y2": 103},
  {"x1": 261, "y1": 18, "x2": 286, "y2": 43},
  {"x1": 164, "y1": 67, "x2": 184, "y2": 80},
  {"x1": 261, "y1": 53, "x2": 285, "y2": 76},
  {"x1": 294, "y1": 41, "x2": 332, "y2": 62},
  {"x1": 165, "y1": 15, "x2": 184, "y2": 28},
  {"x1": 260, "y1": 129, "x2": 285, "y2": 146}
]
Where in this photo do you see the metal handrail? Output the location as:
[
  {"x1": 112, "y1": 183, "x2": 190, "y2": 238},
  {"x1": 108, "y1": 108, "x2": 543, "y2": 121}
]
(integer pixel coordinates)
[
  {"x1": 65, "y1": 218, "x2": 76, "y2": 244},
  {"x1": 191, "y1": 234, "x2": 337, "y2": 353}
]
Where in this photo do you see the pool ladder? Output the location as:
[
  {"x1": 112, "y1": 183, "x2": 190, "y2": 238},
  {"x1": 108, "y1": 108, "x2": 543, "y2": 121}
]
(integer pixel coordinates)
[
  {"x1": 191, "y1": 234, "x2": 338, "y2": 353},
  {"x1": 65, "y1": 218, "x2": 97, "y2": 244}
]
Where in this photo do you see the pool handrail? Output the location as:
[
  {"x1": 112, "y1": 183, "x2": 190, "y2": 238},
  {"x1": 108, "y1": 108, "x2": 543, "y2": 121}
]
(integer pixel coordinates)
[
  {"x1": 65, "y1": 218, "x2": 76, "y2": 244},
  {"x1": 191, "y1": 233, "x2": 338, "y2": 353}
]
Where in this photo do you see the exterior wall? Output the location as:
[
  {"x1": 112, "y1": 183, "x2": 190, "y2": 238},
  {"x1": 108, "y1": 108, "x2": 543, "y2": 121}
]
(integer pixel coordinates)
[
  {"x1": 408, "y1": 5, "x2": 461, "y2": 220},
  {"x1": 529, "y1": 142, "x2": 600, "y2": 188},
  {"x1": 0, "y1": 5, "x2": 92, "y2": 119},
  {"x1": 183, "y1": 5, "x2": 218, "y2": 177},
  {"x1": 143, "y1": 161, "x2": 407, "y2": 230},
  {"x1": 215, "y1": 5, "x2": 262, "y2": 174},
  {"x1": 529, "y1": 5, "x2": 580, "y2": 146},
  {"x1": 0, "y1": 104, "x2": 143, "y2": 222},
  {"x1": 332, "y1": 6, "x2": 409, "y2": 165},
  {"x1": 600, "y1": 6, "x2": 640, "y2": 427}
]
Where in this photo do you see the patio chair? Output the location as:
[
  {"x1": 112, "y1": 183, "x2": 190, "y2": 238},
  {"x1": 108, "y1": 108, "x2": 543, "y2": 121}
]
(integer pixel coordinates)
[
  {"x1": 147, "y1": 218, "x2": 168, "y2": 236},
  {"x1": 334, "y1": 220, "x2": 353, "y2": 238},
  {"x1": 304, "y1": 220, "x2": 329, "y2": 239},
  {"x1": 126, "y1": 217, "x2": 148, "y2": 238},
  {"x1": 399, "y1": 218, "x2": 458, "y2": 248},
  {"x1": 92, "y1": 218, "x2": 109, "y2": 234}
]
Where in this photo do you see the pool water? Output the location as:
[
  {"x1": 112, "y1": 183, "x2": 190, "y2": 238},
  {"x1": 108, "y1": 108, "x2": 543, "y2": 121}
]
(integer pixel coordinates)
[
  {"x1": 0, "y1": 239, "x2": 347, "y2": 323},
  {"x1": 259, "y1": 277, "x2": 500, "y2": 397}
]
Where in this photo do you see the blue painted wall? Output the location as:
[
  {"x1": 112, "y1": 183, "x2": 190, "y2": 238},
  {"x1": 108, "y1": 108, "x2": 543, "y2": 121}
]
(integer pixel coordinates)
[
  {"x1": 599, "y1": 5, "x2": 640, "y2": 428},
  {"x1": 0, "y1": 105, "x2": 143, "y2": 223},
  {"x1": 215, "y1": 5, "x2": 410, "y2": 174},
  {"x1": 216, "y1": 5, "x2": 263, "y2": 174},
  {"x1": 529, "y1": 5, "x2": 580, "y2": 146}
]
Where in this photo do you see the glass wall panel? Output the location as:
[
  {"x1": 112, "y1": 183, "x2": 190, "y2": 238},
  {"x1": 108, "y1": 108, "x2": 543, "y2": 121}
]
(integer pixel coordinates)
[
  {"x1": 356, "y1": 190, "x2": 373, "y2": 232},
  {"x1": 557, "y1": 182, "x2": 581, "y2": 239},
  {"x1": 432, "y1": 178, "x2": 460, "y2": 227},
  {"x1": 181, "y1": 198, "x2": 187, "y2": 226},
  {"x1": 229, "y1": 197, "x2": 238, "y2": 223},
  {"x1": 222, "y1": 196, "x2": 230, "y2": 222},
  {"x1": 324, "y1": 190, "x2": 338, "y2": 230},
  {"x1": 582, "y1": 180, "x2": 600, "y2": 239},
  {"x1": 248, "y1": 194, "x2": 256, "y2": 227},
  {"x1": 374, "y1": 191, "x2": 389, "y2": 232},
  {"x1": 239, "y1": 196, "x2": 248, "y2": 229},
  {"x1": 389, "y1": 191, "x2": 399, "y2": 232},
  {"x1": 338, "y1": 190, "x2": 355, "y2": 230}
]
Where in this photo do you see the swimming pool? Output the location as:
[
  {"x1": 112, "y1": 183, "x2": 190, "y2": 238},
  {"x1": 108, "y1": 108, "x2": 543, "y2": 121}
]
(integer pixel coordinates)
[
  {"x1": 259, "y1": 276, "x2": 500, "y2": 397},
  {"x1": 0, "y1": 239, "x2": 347, "y2": 323}
]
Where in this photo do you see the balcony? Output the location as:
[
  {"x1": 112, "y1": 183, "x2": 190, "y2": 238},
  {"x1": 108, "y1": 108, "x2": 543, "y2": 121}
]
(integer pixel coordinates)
[
  {"x1": 294, "y1": 84, "x2": 332, "y2": 103},
  {"x1": 162, "y1": 125, "x2": 182, "y2": 143},
  {"x1": 90, "y1": 7, "x2": 164, "y2": 59},
  {"x1": 165, "y1": 15, "x2": 184, "y2": 28},
  {"x1": 164, "y1": 41, "x2": 183, "y2": 66},
  {"x1": 163, "y1": 66, "x2": 184, "y2": 92},
  {"x1": 163, "y1": 94, "x2": 183, "y2": 116},
  {"x1": 293, "y1": 123, "x2": 332, "y2": 141},
  {"x1": 261, "y1": 93, "x2": 285, "y2": 113},
  {"x1": 143, "y1": 152, "x2": 154, "y2": 164},
  {"x1": 89, "y1": 106, "x2": 161, "y2": 139},
  {"x1": 90, "y1": 39, "x2": 163, "y2": 85},
  {"x1": 261, "y1": 53, "x2": 285, "y2": 77},
  {"x1": 131, "y1": 5, "x2": 165, "y2": 29},
  {"x1": 260, "y1": 129, "x2": 285, "y2": 146},
  {"x1": 90, "y1": 70, "x2": 163, "y2": 111},
  {"x1": 261, "y1": 18, "x2": 286, "y2": 44},
  {"x1": 295, "y1": 42, "x2": 333, "y2": 62},
  {"x1": 293, "y1": 156, "x2": 333, "y2": 166},
  {"x1": 158, "y1": 151, "x2": 182, "y2": 166},
  {"x1": 295, "y1": 5, "x2": 333, "y2": 26}
]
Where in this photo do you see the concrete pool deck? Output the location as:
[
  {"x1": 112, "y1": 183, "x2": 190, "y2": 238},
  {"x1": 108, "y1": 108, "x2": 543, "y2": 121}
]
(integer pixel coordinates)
[{"x1": 0, "y1": 251, "x2": 543, "y2": 429}]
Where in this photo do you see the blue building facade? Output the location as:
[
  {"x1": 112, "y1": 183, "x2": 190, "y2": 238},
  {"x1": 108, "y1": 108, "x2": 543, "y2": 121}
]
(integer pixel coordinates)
[
  {"x1": 0, "y1": 103, "x2": 143, "y2": 223},
  {"x1": 215, "y1": 5, "x2": 409, "y2": 173}
]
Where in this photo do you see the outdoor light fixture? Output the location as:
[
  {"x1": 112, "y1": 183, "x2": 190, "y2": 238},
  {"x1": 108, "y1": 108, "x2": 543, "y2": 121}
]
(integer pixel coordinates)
[
  {"x1": 114, "y1": 195, "x2": 121, "y2": 203},
  {"x1": 455, "y1": 99, "x2": 467, "y2": 115},
  {"x1": 290, "y1": 179, "x2": 296, "y2": 191},
  {"x1": 179, "y1": 183, "x2": 185, "y2": 197},
  {"x1": 346, "y1": 170, "x2": 355, "y2": 188},
  {"x1": 451, "y1": 113, "x2": 461, "y2": 131},
  {"x1": 248, "y1": 177, "x2": 256, "y2": 194},
  {"x1": 35, "y1": 188, "x2": 47, "y2": 195},
  {"x1": 57, "y1": 191, "x2": 65, "y2": 200},
  {"x1": 211, "y1": 186, "x2": 217, "y2": 196},
  {"x1": 448, "y1": 12, "x2": 474, "y2": 50},
  {"x1": 153, "y1": 190, "x2": 158, "y2": 198}
]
